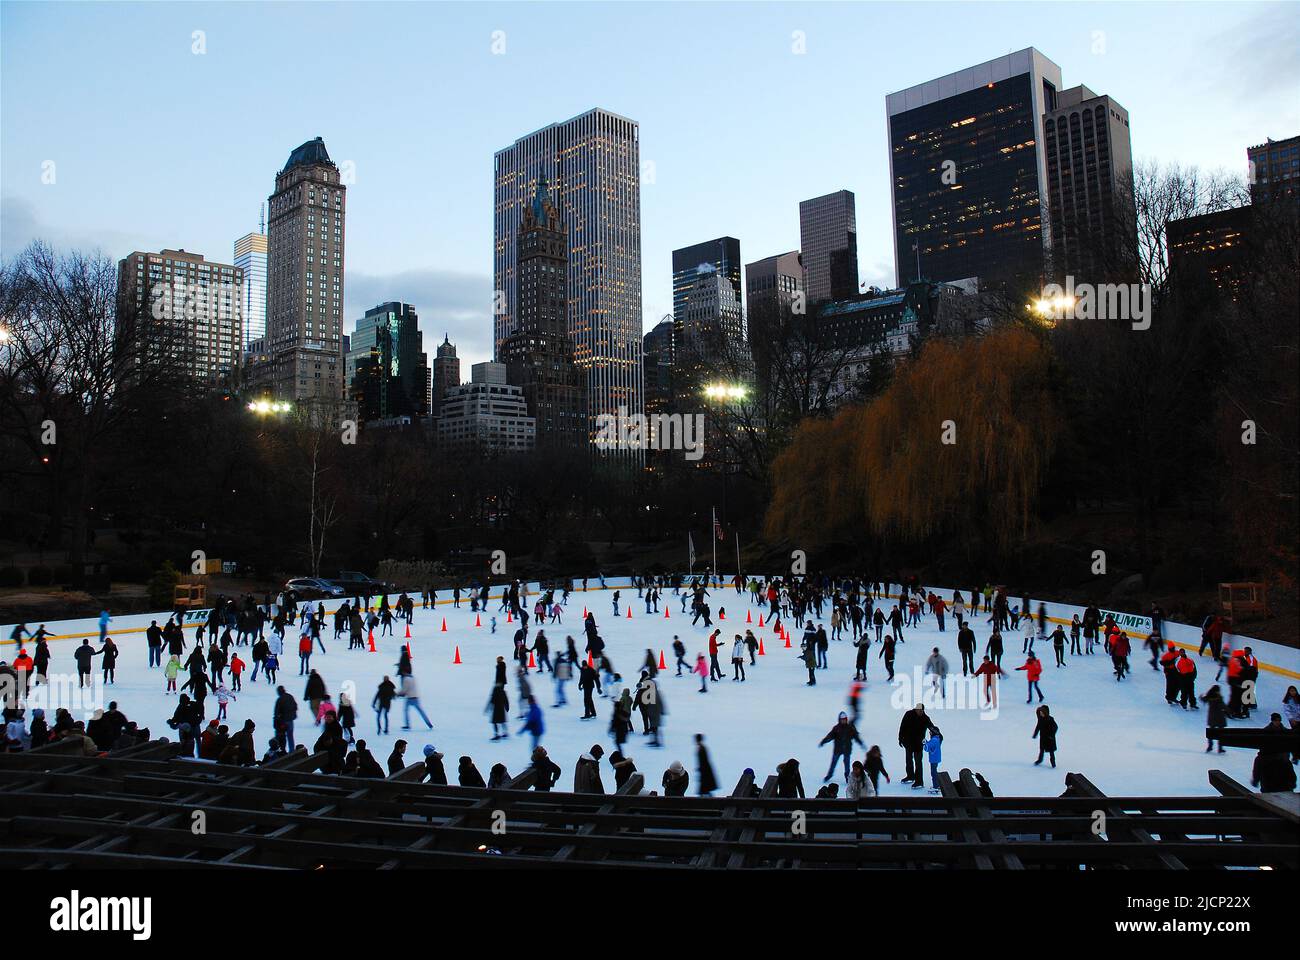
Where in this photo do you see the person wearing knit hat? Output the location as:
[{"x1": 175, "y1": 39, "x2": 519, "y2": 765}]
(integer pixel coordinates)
[{"x1": 661, "y1": 759, "x2": 689, "y2": 796}]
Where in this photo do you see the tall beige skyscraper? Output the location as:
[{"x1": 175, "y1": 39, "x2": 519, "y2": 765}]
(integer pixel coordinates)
[
  {"x1": 263, "y1": 136, "x2": 347, "y2": 403},
  {"x1": 494, "y1": 108, "x2": 642, "y2": 452}
]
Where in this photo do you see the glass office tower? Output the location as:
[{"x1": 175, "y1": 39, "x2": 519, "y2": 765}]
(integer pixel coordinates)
[{"x1": 887, "y1": 48, "x2": 1061, "y2": 290}]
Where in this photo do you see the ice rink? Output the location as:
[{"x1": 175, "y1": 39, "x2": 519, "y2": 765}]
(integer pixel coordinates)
[{"x1": 5, "y1": 583, "x2": 1298, "y2": 797}]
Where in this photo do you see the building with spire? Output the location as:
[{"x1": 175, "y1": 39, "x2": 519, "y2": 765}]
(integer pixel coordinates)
[
  {"x1": 494, "y1": 108, "x2": 642, "y2": 458},
  {"x1": 500, "y1": 179, "x2": 587, "y2": 451},
  {"x1": 432, "y1": 334, "x2": 460, "y2": 418},
  {"x1": 259, "y1": 136, "x2": 347, "y2": 404}
]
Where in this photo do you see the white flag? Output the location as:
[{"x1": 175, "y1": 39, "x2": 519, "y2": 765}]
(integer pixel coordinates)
[{"x1": 688, "y1": 532, "x2": 696, "y2": 568}]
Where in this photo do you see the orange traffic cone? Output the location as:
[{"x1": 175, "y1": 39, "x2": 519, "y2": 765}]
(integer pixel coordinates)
[
  {"x1": 528, "y1": 650, "x2": 536, "y2": 668},
  {"x1": 453, "y1": 645, "x2": 462, "y2": 664},
  {"x1": 583, "y1": 607, "x2": 588, "y2": 618},
  {"x1": 626, "y1": 606, "x2": 632, "y2": 619},
  {"x1": 658, "y1": 650, "x2": 667, "y2": 670},
  {"x1": 759, "y1": 637, "x2": 766, "y2": 656},
  {"x1": 746, "y1": 610, "x2": 752, "y2": 624},
  {"x1": 475, "y1": 613, "x2": 482, "y2": 627},
  {"x1": 719, "y1": 609, "x2": 726, "y2": 620},
  {"x1": 368, "y1": 632, "x2": 376, "y2": 652},
  {"x1": 664, "y1": 607, "x2": 670, "y2": 618},
  {"x1": 783, "y1": 632, "x2": 792, "y2": 649},
  {"x1": 440, "y1": 617, "x2": 448, "y2": 633},
  {"x1": 507, "y1": 611, "x2": 513, "y2": 623},
  {"x1": 405, "y1": 623, "x2": 411, "y2": 639},
  {"x1": 758, "y1": 614, "x2": 765, "y2": 628}
]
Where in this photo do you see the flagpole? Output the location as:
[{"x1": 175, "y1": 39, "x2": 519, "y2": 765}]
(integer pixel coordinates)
[
  {"x1": 711, "y1": 507, "x2": 717, "y2": 584},
  {"x1": 735, "y1": 527, "x2": 741, "y2": 581}
]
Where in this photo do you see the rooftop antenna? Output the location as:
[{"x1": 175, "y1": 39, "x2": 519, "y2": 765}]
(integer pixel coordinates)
[{"x1": 259, "y1": 203, "x2": 265, "y2": 235}]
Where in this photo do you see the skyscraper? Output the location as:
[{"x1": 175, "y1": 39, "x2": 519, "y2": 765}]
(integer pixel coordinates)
[
  {"x1": 642, "y1": 317, "x2": 674, "y2": 418},
  {"x1": 346, "y1": 301, "x2": 430, "y2": 423},
  {"x1": 500, "y1": 180, "x2": 587, "y2": 450},
  {"x1": 672, "y1": 237, "x2": 742, "y2": 328},
  {"x1": 494, "y1": 108, "x2": 642, "y2": 454},
  {"x1": 674, "y1": 266, "x2": 745, "y2": 406},
  {"x1": 745, "y1": 250, "x2": 804, "y2": 318},
  {"x1": 887, "y1": 48, "x2": 1062, "y2": 289},
  {"x1": 233, "y1": 209, "x2": 268, "y2": 351},
  {"x1": 432, "y1": 334, "x2": 460, "y2": 418},
  {"x1": 117, "y1": 248, "x2": 244, "y2": 388},
  {"x1": 263, "y1": 136, "x2": 347, "y2": 403},
  {"x1": 1042, "y1": 85, "x2": 1134, "y2": 279},
  {"x1": 799, "y1": 191, "x2": 859, "y2": 304}
]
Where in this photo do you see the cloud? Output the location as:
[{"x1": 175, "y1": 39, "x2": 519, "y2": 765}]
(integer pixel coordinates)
[
  {"x1": 343, "y1": 267, "x2": 495, "y2": 370},
  {"x1": 0, "y1": 194, "x2": 156, "y2": 262},
  {"x1": 1213, "y1": 5, "x2": 1300, "y2": 101}
]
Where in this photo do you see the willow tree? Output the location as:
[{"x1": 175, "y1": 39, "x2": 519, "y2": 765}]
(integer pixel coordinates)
[{"x1": 859, "y1": 327, "x2": 1059, "y2": 556}]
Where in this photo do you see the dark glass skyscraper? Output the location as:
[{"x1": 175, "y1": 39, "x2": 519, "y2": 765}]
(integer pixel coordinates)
[
  {"x1": 672, "y1": 237, "x2": 742, "y2": 329},
  {"x1": 346, "y1": 302, "x2": 430, "y2": 422},
  {"x1": 887, "y1": 49, "x2": 1062, "y2": 290}
]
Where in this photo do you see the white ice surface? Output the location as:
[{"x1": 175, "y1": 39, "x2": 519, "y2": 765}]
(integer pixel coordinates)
[{"x1": 5, "y1": 586, "x2": 1298, "y2": 797}]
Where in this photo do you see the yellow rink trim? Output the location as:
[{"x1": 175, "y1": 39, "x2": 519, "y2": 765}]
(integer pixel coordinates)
[{"x1": 4, "y1": 587, "x2": 1298, "y2": 681}]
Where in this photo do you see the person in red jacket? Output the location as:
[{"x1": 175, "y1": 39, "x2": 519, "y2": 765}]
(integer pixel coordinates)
[
  {"x1": 298, "y1": 633, "x2": 313, "y2": 676},
  {"x1": 1159, "y1": 643, "x2": 1181, "y2": 703},
  {"x1": 1174, "y1": 651, "x2": 1198, "y2": 710},
  {"x1": 1110, "y1": 632, "x2": 1131, "y2": 681},
  {"x1": 11, "y1": 649, "x2": 33, "y2": 700},
  {"x1": 229, "y1": 653, "x2": 246, "y2": 692},
  {"x1": 1016, "y1": 653, "x2": 1044, "y2": 703},
  {"x1": 973, "y1": 656, "x2": 1005, "y2": 708}
]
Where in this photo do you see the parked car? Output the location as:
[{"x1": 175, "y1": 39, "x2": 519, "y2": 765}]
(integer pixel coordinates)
[
  {"x1": 284, "y1": 577, "x2": 345, "y2": 601},
  {"x1": 325, "y1": 570, "x2": 393, "y2": 597}
]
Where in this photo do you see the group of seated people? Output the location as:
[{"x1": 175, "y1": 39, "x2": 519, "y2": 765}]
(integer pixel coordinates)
[{"x1": 3, "y1": 701, "x2": 151, "y2": 755}]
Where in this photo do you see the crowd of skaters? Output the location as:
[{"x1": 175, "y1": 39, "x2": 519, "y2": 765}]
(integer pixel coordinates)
[{"x1": 3, "y1": 573, "x2": 1297, "y2": 796}]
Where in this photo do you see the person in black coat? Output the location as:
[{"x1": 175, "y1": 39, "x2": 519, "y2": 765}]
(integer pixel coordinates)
[
  {"x1": 486, "y1": 683, "x2": 510, "y2": 740},
  {"x1": 776, "y1": 757, "x2": 805, "y2": 799},
  {"x1": 1201, "y1": 685, "x2": 1228, "y2": 753},
  {"x1": 695, "y1": 733, "x2": 718, "y2": 796},
  {"x1": 422, "y1": 746, "x2": 447, "y2": 784},
  {"x1": 458, "y1": 755, "x2": 486, "y2": 788},
  {"x1": 1032, "y1": 705, "x2": 1058, "y2": 767},
  {"x1": 661, "y1": 760, "x2": 689, "y2": 796},
  {"x1": 819, "y1": 711, "x2": 864, "y2": 782},
  {"x1": 73, "y1": 640, "x2": 101, "y2": 688},
  {"x1": 529, "y1": 746, "x2": 561, "y2": 791},
  {"x1": 387, "y1": 739, "x2": 408, "y2": 775},
  {"x1": 898, "y1": 703, "x2": 938, "y2": 788},
  {"x1": 578, "y1": 661, "x2": 601, "y2": 719}
]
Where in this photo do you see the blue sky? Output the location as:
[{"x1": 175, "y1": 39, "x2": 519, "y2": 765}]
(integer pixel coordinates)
[{"x1": 3, "y1": 1, "x2": 1297, "y2": 368}]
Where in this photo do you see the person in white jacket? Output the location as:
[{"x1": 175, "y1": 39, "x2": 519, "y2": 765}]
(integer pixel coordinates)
[
  {"x1": 731, "y1": 635, "x2": 746, "y2": 682},
  {"x1": 1022, "y1": 613, "x2": 1036, "y2": 654},
  {"x1": 846, "y1": 759, "x2": 876, "y2": 799}
]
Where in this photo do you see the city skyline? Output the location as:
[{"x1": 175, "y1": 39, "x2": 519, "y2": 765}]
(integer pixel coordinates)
[{"x1": 2, "y1": 1, "x2": 1297, "y2": 372}]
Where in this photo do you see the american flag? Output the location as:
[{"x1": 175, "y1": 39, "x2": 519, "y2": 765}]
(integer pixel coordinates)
[{"x1": 714, "y1": 517, "x2": 724, "y2": 542}]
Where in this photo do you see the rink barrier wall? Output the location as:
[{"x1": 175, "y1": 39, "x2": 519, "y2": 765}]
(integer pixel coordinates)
[{"x1": 3, "y1": 575, "x2": 1297, "y2": 680}]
